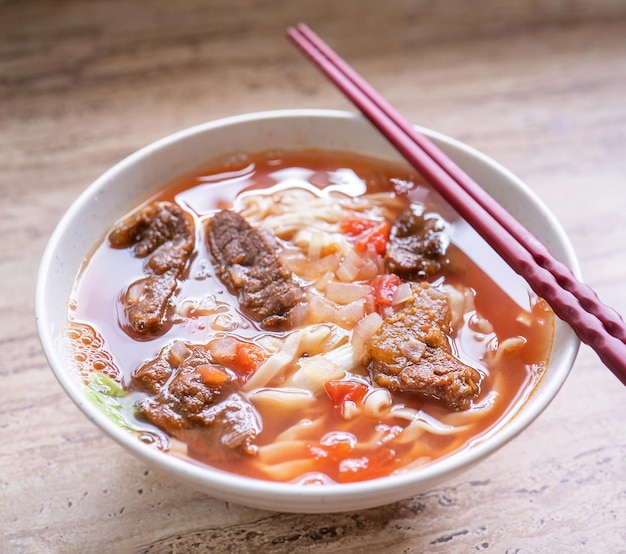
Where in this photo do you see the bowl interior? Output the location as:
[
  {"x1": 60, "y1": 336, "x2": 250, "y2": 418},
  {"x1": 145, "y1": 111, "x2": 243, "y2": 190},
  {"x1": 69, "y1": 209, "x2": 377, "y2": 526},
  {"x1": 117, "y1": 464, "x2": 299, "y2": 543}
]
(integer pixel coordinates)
[{"x1": 36, "y1": 109, "x2": 580, "y2": 513}]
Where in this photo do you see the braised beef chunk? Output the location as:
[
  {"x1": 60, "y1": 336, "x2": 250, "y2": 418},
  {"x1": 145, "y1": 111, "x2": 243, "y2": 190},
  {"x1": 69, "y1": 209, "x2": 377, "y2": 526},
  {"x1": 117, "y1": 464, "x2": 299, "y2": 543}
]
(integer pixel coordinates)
[
  {"x1": 108, "y1": 202, "x2": 195, "y2": 336},
  {"x1": 367, "y1": 283, "x2": 481, "y2": 410},
  {"x1": 132, "y1": 341, "x2": 202, "y2": 395},
  {"x1": 182, "y1": 394, "x2": 260, "y2": 461},
  {"x1": 133, "y1": 342, "x2": 231, "y2": 408},
  {"x1": 385, "y1": 208, "x2": 449, "y2": 279},
  {"x1": 108, "y1": 201, "x2": 194, "y2": 269},
  {"x1": 207, "y1": 209, "x2": 304, "y2": 327},
  {"x1": 133, "y1": 341, "x2": 259, "y2": 459},
  {"x1": 122, "y1": 272, "x2": 178, "y2": 337}
]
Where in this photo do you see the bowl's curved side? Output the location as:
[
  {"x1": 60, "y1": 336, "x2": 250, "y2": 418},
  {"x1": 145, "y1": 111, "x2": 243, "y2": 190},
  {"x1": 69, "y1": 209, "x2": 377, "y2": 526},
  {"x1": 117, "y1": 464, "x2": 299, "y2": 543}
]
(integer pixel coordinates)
[{"x1": 35, "y1": 109, "x2": 580, "y2": 513}]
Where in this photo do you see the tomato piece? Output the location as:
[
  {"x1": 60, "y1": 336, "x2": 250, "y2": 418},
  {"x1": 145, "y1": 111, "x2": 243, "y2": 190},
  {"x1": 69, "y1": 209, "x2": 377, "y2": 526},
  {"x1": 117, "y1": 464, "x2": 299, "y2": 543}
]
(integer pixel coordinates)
[
  {"x1": 370, "y1": 273, "x2": 402, "y2": 306},
  {"x1": 340, "y1": 214, "x2": 375, "y2": 236},
  {"x1": 354, "y1": 221, "x2": 391, "y2": 255},
  {"x1": 341, "y1": 215, "x2": 390, "y2": 255},
  {"x1": 209, "y1": 338, "x2": 266, "y2": 382},
  {"x1": 233, "y1": 342, "x2": 266, "y2": 380},
  {"x1": 324, "y1": 380, "x2": 368, "y2": 407},
  {"x1": 196, "y1": 364, "x2": 230, "y2": 386}
]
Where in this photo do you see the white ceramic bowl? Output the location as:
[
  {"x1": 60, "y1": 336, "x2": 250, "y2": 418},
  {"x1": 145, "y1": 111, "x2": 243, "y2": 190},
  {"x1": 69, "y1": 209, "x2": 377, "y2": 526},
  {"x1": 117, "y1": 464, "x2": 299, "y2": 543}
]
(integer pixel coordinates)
[{"x1": 36, "y1": 109, "x2": 580, "y2": 513}]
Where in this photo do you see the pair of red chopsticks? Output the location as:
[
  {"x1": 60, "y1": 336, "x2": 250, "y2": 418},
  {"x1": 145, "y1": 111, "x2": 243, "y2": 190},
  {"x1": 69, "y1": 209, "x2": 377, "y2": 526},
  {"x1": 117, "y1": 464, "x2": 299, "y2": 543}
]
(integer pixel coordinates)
[{"x1": 287, "y1": 23, "x2": 626, "y2": 386}]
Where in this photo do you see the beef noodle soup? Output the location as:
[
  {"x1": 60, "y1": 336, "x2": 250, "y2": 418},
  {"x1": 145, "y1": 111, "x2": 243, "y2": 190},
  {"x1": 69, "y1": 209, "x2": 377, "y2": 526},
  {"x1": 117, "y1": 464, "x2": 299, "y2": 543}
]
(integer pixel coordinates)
[{"x1": 64, "y1": 149, "x2": 554, "y2": 484}]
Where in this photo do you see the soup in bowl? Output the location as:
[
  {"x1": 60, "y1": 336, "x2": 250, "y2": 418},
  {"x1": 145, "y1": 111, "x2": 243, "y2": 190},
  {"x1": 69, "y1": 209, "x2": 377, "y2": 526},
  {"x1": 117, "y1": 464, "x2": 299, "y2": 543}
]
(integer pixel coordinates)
[{"x1": 36, "y1": 109, "x2": 579, "y2": 513}]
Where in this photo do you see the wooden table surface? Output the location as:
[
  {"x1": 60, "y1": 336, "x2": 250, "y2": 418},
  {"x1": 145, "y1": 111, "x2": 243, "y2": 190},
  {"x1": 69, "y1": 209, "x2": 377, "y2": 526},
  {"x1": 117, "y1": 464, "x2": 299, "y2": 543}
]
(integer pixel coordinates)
[{"x1": 2, "y1": 1, "x2": 626, "y2": 551}]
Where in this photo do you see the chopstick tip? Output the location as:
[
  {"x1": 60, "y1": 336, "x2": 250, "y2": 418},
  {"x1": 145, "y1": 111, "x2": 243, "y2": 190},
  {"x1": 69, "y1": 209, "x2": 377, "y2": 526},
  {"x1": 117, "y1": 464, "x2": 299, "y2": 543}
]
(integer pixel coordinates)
[
  {"x1": 286, "y1": 24, "x2": 305, "y2": 41},
  {"x1": 286, "y1": 23, "x2": 312, "y2": 37}
]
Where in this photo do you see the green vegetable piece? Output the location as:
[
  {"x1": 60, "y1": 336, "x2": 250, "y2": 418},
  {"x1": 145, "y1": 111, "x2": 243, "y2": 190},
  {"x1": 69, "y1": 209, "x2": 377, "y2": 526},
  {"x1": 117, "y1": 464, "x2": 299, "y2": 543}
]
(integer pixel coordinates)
[{"x1": 85, "y1": 373, "x2": 137, "y2": 432}]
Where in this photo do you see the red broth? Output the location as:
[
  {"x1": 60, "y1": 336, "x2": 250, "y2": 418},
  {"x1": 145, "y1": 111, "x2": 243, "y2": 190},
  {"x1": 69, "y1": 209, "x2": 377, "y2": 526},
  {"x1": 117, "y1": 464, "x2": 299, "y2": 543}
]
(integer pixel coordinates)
[{"x1": 65, "y1": 150, "x2": 554, "y2": 484}]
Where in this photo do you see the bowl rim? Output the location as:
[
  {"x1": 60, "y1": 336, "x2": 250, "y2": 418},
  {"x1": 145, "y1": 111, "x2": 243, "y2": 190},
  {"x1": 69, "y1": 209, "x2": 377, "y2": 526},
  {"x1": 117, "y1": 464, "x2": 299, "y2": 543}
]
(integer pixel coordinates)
[{"x1": 35, "y1": 108, "x2": 580, "y2": 511}]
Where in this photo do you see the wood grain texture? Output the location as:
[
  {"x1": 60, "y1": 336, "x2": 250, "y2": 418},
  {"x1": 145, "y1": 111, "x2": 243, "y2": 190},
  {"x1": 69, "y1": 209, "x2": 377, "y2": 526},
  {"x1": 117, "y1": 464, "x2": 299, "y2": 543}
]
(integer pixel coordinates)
[{"x1": 2, "y1": 1, "x2": 626, "y2": 552}]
